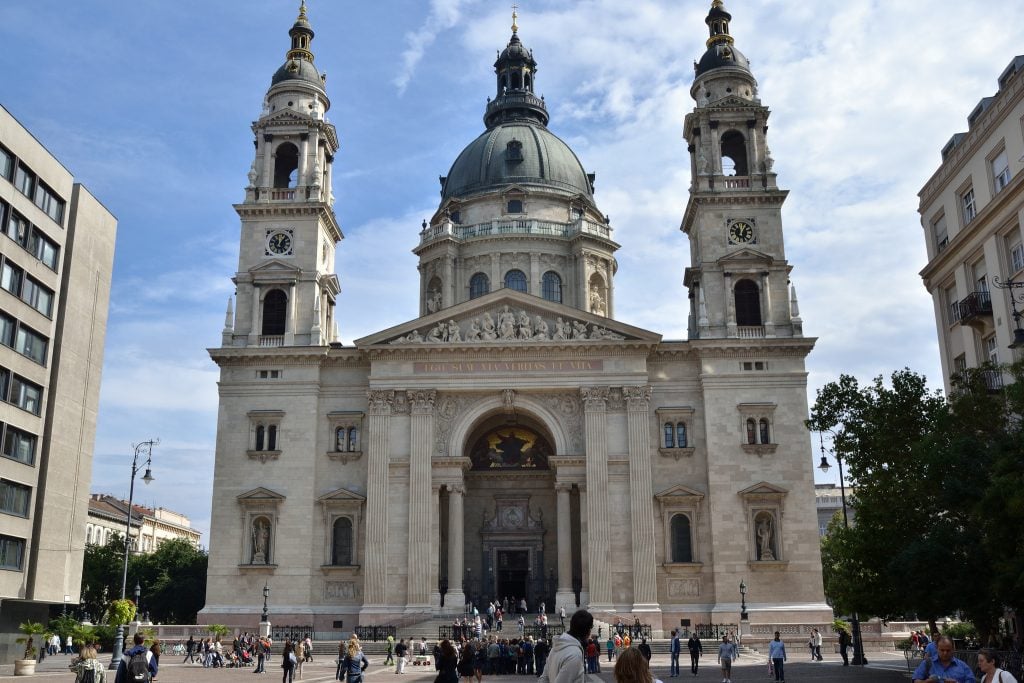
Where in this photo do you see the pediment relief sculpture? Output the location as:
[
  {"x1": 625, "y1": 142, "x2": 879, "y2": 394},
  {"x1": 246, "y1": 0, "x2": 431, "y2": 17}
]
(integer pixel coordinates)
[{"x1": 388, "y1": 304, "x2": 626, "y2": 345}]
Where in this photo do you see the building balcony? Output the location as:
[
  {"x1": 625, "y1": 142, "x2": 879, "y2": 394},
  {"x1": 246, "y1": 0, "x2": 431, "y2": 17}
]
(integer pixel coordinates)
[
  {"x1": 259, "y1": 335, "x2": 284, "y2": 347},
  {"x1": 737, "y1": 325, "x2": 765, "y2": 339},
  {"x1": 981, "y1": 369, "x2": 1004, "y2": 392},
  {"x1": 955, "y1": 290, "x2": 992, "y2": 326},
  {"x1": 418, "y1": 217, "x2": 612, "y2": 246}
]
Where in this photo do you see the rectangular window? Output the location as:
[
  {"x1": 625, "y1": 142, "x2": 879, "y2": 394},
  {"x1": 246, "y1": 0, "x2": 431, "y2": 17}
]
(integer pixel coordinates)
[
  {"x1": 0, "y1": 367, "x2": 8, "y2": 402},
  {"x1": 15, "y1": 325, "x2": 48, "y2": 365},
  {"x1": 932, "y1": 214, "x2": 948, "y2": 252},
  {"x1": 992, "y1": 150, "x2": 1011, "y2": 193},
  {"x1": 33, "y1": 183, "x2": 64, "y2": 225},
  {"x1": 2, "y1": 426, "x2": 36, "y2": 466},
  {"x1": 21, "y1": 277, "x2": 53, "y2": 317},
  {"x1": 29, "y1": 229, "x2": 59, "y2": 270},
  {"x1": 961, "y1": 187, "x2": 977, "y2": 224},
  {"x1": 5, "y1": 211, "x2": 29, "y2": 247},
  {"x1": 0, "y1": 261, "x2": 23, "y2": 297},
  {"x1": 0, "y1": 146, "x2": 11, "y2": 181},
  {"x1": 945, "y1": 285, "x2": 959, "y2": 325},
  {"x1": 954, "y1": 354, "x2": 967, "y2": 374},
  {"x1": 1012, "y1": 241, "x2": 1024, "y2": 273},
  {"x1": 13, "y1": 164, "x2": 34, "y2": 198},
  {"x1": 0, "y1": 480, "x2": 31, "y2": 517},
  {"x1": 0, "y1": 535, "x2": 25, "y2": 570},
  {"x1": 9, "y1": 375, "x2": 42, "y2": 415},
  {"x1": 986, "y1": 336, "x2": 999, "y2": 364},
  {"x1": 0, "y1": 312, "x2": 13, "y2": 347}
]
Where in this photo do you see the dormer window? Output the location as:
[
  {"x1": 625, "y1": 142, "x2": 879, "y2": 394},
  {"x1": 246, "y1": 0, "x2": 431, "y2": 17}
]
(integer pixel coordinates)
[
  {"x1": 506, "y1": 139, "x2": 523, "y2": 164},
  {"x1": 507, "y1": 199, "x2": 524, "y2": 214}
]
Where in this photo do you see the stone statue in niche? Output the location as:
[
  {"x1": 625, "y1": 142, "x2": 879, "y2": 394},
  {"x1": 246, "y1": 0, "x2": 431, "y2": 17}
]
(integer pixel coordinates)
[
  {"x1": 252, "y1": 518, "x2": 271, "y2": 564},
  {"x1": 426, "y1": 289, "x2": 442, "y2": 313},
  {"x1": 247, "y1": 161, "x2": 258, "y2": 187},
  {"x1": 756, "y1": 512, "x2": 776, "y2": 561},
  {"x1": 589, "y1": 288, "x2": 606, "y2": 316}
]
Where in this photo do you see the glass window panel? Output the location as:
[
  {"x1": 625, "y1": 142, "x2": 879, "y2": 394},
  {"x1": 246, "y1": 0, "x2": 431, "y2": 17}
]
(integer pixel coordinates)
[
  {"x1": 1, "y1": 262, "x2": 22, "y2": 296},
  {"x1": 30, "y1": 230, "x2": 59, "y2": 270},
  {"x1": 542, "y1": 271, "x2": 562, "y2": 303},
  {"x1": 0, "y1": 313, "x2": 13, "y2": 347},
  {"x1": 0, "y1": 480, "x2": 31, "y2": 516},
  {"x1": 1011, "y1": 243, "x2": 1024, "y2": 273},
  {"x1": 0, "y1": 535, "x2": 25, "y2": 569},
  {"x1": 670, "y1": 514, "x2": 693, "y2": 563},
  {"x1": 962, "y1": 188, "x2": 977, "y2": 224},
  {"x1": 22, "y1": 277, "x2": 53, "y2": 317},
  {"x1": 11, "y1": 376, "x2": 42, "y2": 415},
  {"x1": 2, "y1": 426, "x2": 36, "y2": 465},
  {"x1": 992, "y1": 150, "x2": 1010, "y2": 192},
  {"x1": 759, "y1": 418, "x2": 771, "y2": 444},
  {"x1": 504, "y1": 269, "x2": 527, "y2": 293},
  {"x1": 6, "y1": 212, "x2": 29, "y2": 248},
  {"x1": 663, "y1": 423, "x2": 674, "y2": 449},
  {"x1": 15, "y1": 326, "x2": 47, "y2": 365},
  {"x1": 746, "y1": 419, "x2": 756, "y2": 444},
  {"x1": 0, "y1": 147, "x2": 11, "y2": 180},
  {"x1": 14, "y1": 164, "x2": 34, "y2": 197},
  {"x1": 469, "y1": 273, "x2": 489, "y2": 299},
  {"x1": 332, "y1": 517, "x2": 353, "y2": 566},
  {"x1": 33, "y1": 184, "x2": 64, "y2": 224},
  {"x1": 676, "y1": 422, "x2": 688, "y2": 448}
]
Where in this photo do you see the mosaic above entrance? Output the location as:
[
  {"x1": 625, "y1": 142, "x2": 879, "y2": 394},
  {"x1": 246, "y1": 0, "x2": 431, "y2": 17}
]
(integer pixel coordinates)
[{"x1": 469, "y1": 426, "x2": 552, "y2": 471}]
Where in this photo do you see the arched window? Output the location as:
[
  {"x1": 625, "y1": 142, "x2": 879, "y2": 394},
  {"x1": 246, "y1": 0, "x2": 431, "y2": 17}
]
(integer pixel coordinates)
[
  {"x1": 734, "y1": 279, "x2": 762, "y2": 326},
  {"x1": 332, "y1": 517, "x2": 353, "y2": 566},
  {"x1": 504, "y1": 269, "x2": 527, "y2": 293},
  {"x1": 262, "y1": 289, "x2": 288, "y2": 335},
  {"x1": 759, "y1": 419, "x2": 770, "y2": 444},
  {"x1": 255, "y1": 425, "x2": 266, "y2": 451},
  {"x1": 469, "y1": 273, "x2": 489, "y2": 299},
  {"x1": 507, "y1": 199, "x2": 524, "y2": 214},
  {"x1": 335, "y1": 427, "x2": 346, "y2": 452},
  {"x1": 670, "y1": 514, "x2": 693, "y2": 563},
  {"x1": 663, "y1": 423, "x2": 675, "y2": 449},
  {"x1": 347, "y1": 427, "x2": 359, "y2": 452},
  {"x1": 273, "y1": 142, "x2": 300, "y2": 188},
  {"x1": 676, "y1": 423, "x2": 688, "y2": 448},
  {"x1": 720, "y1": 130, "x2": 748, "y2": 176},
  {"x1": 542, "y1": 271, "x2": 562, "y2": 303},
  {"x1": 746, "y1": 418, "x2": 757, "y2": 445},
  {"x1": 268, "y1": 425, "x2": 278, "y2": 451}
]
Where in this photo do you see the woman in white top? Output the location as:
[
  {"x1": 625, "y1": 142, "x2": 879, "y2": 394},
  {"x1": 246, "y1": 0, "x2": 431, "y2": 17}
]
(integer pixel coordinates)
[{"x1": 978, "y1": 648, "x2": 1018, "y2": 683}]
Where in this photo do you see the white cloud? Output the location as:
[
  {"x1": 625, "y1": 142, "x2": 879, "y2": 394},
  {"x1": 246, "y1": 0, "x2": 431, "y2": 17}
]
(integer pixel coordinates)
[{"x1": 393, "y1": 0, "x2": 475, "y2": 95}]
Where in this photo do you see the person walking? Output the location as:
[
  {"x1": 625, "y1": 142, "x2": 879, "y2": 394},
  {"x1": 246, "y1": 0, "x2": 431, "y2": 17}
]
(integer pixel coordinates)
[
  {"x1": 535, "y1": 636, "x2": 549, "y2": 677},
  {"x1": 293, "y1": 641, "x2": 305, "y2": 680},
  {"x1": 435, "y1": 640, "x2": 459, "y2": 683},
  {"x1": 394, "y1": 639, "x2": 408, "y2": 674},
  {"x1": 977, "y1": 648, "x2": 1018, "y2": 683},
  {"x1": 838, "y1": 628, "x2": 850, "y2": 666},
  {"x1": 668, "y1": 630, "x2": 680, "y2": 678},
  {"x1": 811, "y1": 628, "x2": 823, "y2": 661},
  {"x1": 184, "y1": 635, "x2": 196, "y2": 664},
  {"x1": 637, "y1": 638, "x2": 651, "y2": 663},
  {"x1": 281, "y1": 641, "x2": 296, "y2": 683},
  {"x1": 559, "y1": 607, "x2": 566, "y2": 629},
  {"x1": 384, "y1": 635, "x2": 395, "y2": 666},
  {"x1": 538, "y1": 610, "x2": 591, "y2": 683},
  {"x1": 70, "y1": 644, "x2": 106, "y2": 683},
  {"x1": 607, "y1": 635, "x2": 616, "y2": 663},
  {"x1": 114, "y1": 634, "x2": 157, "y2": 683},
  {"x1": 768, "y1": 632, "x2": 787, "y2": 683},
  {"x1": 686, "y1": 633, "x2": 702, "y2": 677},
  {"x1": 912, "y1": 636, "x2": 976, "y2": 683},
  {"x1": 254, "y1": 638, "x2": 267, "y2": 674},
  {"x1": 338, "y1": 638, "x2": 368, "y2": 683},
  {"x1": 716, "y1": 636, "x2": 736, "y2": 683}
]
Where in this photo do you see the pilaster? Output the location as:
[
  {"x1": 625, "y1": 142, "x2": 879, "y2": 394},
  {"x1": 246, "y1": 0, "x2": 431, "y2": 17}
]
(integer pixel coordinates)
[
  {"x1": 555, "y1": 481, "x2": 575, "y2": 611},
  {"x1": 362, "y1": 390, "x2": 393, "y2": 610},
  {"x1": 623, "y1": 385, "x2": 661, "y2": 614},
  {"x1": 581, "y1": 386, "x2": 611, "y2": 609},
  {"x1": 446, "y1": 483, "x2": 466, "y2": 613},
  {"x1": 406, "y1": 389, "x2": 436, "y2": 609}
]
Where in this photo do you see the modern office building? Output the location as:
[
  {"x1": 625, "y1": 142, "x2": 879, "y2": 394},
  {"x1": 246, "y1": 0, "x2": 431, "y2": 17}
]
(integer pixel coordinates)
[
  {"x1": 919, "y1": 56, "x2": 1024, "y2": 393},
  {"x1": 0, "y1": 104, "x2": 117, "y2": 660}
]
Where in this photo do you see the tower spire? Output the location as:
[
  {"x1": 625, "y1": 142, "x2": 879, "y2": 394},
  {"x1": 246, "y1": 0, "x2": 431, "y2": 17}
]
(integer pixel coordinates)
[
  {"x1": 511, "y1": 5, "x2": 519, "y2": 34},
  {"x1": 484, "y1": 18, "x2": 549, "y2": 128},
  {"x1": 286, "y1": 0, "x2": 316, "y2": 64}
]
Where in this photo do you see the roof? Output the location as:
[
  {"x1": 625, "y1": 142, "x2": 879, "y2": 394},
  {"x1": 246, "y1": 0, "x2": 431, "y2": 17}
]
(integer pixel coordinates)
[{"x1": 441, "y1": 121, "x2": 594, "y2": 201}]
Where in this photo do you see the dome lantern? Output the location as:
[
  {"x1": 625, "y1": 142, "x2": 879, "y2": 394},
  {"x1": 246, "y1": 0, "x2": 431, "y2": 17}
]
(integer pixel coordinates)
[{"x1": 484, "y1": 10, "x2": 549, "y2": 129}]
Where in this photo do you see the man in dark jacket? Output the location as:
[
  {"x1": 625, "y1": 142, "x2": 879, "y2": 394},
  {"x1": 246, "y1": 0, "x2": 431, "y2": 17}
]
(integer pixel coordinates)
[
  {"x1": 638, "y1": 637, "x2": 652, "y2": 662},
  {"x1": 687, "y1": 633, "x2": 703, "y2": 676},
  {"x1": 534, "y1": 638, "x2": 550, "y2": 677},
  {"x1": 115, "y1": 634, "x2": 156, "y2": 683}
]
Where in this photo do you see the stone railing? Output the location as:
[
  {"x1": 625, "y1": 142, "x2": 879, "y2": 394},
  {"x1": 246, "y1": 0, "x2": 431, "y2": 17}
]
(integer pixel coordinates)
[
  {"x1": 737, "y1": 326, "x2": 765, "y2": 339},
  {"x1": 419, "y1": 218, "x2": 612, "y2": 245}
]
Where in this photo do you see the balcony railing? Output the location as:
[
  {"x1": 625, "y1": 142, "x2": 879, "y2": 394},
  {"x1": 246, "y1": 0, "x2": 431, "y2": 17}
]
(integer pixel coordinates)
[
  {"x1": 419, "y1": 218, "x2": 612, "y2": 245},
  {"x1": 981, "y1": 369, "x2": 1004, "y2": 392},
  {"x1": 259, "y1": 335, "x2": 284, "y2": 347},
  {"x1": 737, "y1": 325, "x2": 766, "y2": 339},
  {"x1": 270, "y1": 189, "x2": 296, "y2": 201},
  {"x1": 955, "y1": 290, "x2": 992, "y2": 323},
  {"x1": 723, "y1": 177, "x2": 751, "y2": 189}
]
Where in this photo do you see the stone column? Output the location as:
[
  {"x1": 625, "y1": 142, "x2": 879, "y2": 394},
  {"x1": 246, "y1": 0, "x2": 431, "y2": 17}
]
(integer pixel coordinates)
[
  {"x1": 446, "y1": 483, "x2": 466, "y2": 613},
  {"x1": 300, "y1": 133, "x2": 310, "y2": 187},
  {"x1": 530, "y1": 253, "x2": 540, "y2": 296},
  {"x1": 579, "y1": 484, "x2": 589, "y2": 606},
  {"x1": 248, "y1": 284, "x2": 261, "y2": 346},
  {"x1": 581, "y1": 386, "x2": 611, "y2": 609},
  {"x1": 261, "y1": 134, "x2": 274, "y2": 198},
  {"x1": 407, "y1": 390, "x2": 436, "y2": 610},
  {"x1": 490, "y1": 253, "x2": 501, "y2": 292},
  {"x1": 443, "y1": 256, "x2": 455, "y2": 309},
  {"x1": 284, "y1": 282, "x2": 296, "y2": 345},
  {"x1": 623, "y1": 385, "x2": 661, "y2": 615},
  {"x1": 761, "y1": 270, "x2": 775, "y2": 337},
  {"x1": 430, "y1": 484, "x2": 443, "y2": 609},
  {"x1": 555, "y1": 482, "x2": 575, "y2": 611},
  {"x1": 724, "y1": 271, "x2": 737, "y2": 337},
  {"x1": 362, "y1": 390, "x2": 394, "y2": 613}
]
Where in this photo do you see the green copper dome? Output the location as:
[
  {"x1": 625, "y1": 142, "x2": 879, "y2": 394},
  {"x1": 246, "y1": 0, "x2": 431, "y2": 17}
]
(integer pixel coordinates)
[{"x1": 441, "y1": 121, "x2": 594, "y2": 201}]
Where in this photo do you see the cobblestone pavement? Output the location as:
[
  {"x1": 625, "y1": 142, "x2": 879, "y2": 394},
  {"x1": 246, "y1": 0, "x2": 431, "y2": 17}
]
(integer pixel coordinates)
[{"x1": 0, "y1": 650, "x2": 914, "y2": 682}]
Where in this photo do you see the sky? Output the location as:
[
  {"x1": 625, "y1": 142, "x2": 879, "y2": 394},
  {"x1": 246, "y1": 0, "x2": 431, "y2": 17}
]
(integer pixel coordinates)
[{"x1": 1, "y1": 0, "x2": 1022, "y2": 545}]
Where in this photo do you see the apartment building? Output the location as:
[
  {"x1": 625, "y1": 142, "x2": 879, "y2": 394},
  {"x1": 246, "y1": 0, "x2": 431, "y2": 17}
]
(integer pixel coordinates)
[
  {"x1": 86, "y1": 493, "x2": 201, "y2": 552},
  {"x1": 919, "y1": 56, "x2": 1024, "y2": 394},
  {"x1": 0, "y1": 104, "x2": 117, "y2": 660}
]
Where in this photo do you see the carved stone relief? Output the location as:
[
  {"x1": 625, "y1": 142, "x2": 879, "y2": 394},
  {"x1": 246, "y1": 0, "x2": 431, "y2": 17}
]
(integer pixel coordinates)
[
  {"x1": 323, "y1": 580, "x2": 361, "y2": 602},
  {"x1": 388, "y1": 305, "x2": 626, "y2": 345},
  {"x1": 668, "y1": 578, "x2": 701, "y2": 598}
]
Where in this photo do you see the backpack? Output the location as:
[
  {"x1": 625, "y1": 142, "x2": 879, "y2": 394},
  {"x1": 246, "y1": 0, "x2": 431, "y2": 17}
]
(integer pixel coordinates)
[
  {"x1": 80, "y1": 668, "x2": 96, "y2": 683},
  {"x1": 127, "y1": 650, "x2": 151, "y2": 682}
]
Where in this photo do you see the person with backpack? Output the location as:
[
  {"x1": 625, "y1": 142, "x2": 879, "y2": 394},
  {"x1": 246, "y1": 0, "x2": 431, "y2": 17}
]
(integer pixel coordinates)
[
  {"x1": 114, "y1": 634, "x2": 156, "y2": 683},
  {"x1": 70, "y1": 644, "x2": 106, "y2": 683},
  {"x1": 281, "y1": 640, "x2": 297, "y2": 683}
]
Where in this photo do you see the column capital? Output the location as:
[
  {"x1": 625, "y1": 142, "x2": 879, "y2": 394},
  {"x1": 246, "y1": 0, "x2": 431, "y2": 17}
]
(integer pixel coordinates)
[
  {"x1": 622, "y1": 385, "x2": 652, "y2": 411},
  {"x1": 409, "y1": 389, "x2": 438, "y2": 415},
  {"x1": 367, "y1": 390, "x2": 395, "y2": 415},
  {"x1": 580, "y1": 386, "x2": 610, "y2": 411},
  {"x1": 554, "y1": 482, "x2": 574, "y2": 493},
  {"x1": 447, "y1": 483, "x2": 466, "y2": 496}
]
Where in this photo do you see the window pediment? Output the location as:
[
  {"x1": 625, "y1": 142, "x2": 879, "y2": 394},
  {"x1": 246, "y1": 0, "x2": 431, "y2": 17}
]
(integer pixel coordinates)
[
  {"x1": 718, "y1": 248, "x2": 773, "y2": 268},
  {"x1": 237, "y1": 487, "x2": 285, "y2": 507}
]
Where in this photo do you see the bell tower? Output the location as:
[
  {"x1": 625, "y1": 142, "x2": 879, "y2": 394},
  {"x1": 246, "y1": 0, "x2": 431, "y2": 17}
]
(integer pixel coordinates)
[
  {"x1": 681, "y1": 0, "x2": 802, "y2": 340},
  {"x1": 224, "y1": 1, "x2": 343, "y2": 348}
]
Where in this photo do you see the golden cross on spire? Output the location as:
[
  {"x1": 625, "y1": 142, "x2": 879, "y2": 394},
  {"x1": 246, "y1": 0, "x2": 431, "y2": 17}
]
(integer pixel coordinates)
[
  {"x1": 711, "y1": 0, "x2": 724, "y2": 8},
  {"x1": 511, "y1": 4, "x2": 519, "y2": 33},
  {"x1": 298, "y1": 0, "x2": 308, "y2": 20}
]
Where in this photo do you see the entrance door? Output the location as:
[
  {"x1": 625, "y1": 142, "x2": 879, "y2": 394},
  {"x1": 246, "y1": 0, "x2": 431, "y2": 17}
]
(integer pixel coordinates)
[{"x1": 495, "y1": 550, "x2": 530, "y2": 604}]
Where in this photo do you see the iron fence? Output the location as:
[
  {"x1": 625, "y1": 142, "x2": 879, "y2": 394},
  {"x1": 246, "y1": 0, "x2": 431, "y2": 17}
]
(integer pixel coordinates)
[
  {"x1": 677, "y1": 624, "x2": 738, "y2": 639},
  {"x1": 271, "y1": 625, "x2": 313, "y2": 642},
  {"x1": 355, "y1": 625, "x2": 397, "y2": 642}
]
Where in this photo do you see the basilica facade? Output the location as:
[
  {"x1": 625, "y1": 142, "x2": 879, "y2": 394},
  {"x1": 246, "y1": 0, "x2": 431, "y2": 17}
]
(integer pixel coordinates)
[{"x1": 200, "y1": 1, "x2": 831, "y2": 634}]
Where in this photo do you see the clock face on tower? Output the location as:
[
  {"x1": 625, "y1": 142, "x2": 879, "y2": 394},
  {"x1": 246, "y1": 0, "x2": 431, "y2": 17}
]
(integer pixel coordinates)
[
  {"x1": 728, "y1": 220, "x2": 755, "y2": 245},
  {"x1": 266, "y1": 230, "x2": 293, "y2": 256}
]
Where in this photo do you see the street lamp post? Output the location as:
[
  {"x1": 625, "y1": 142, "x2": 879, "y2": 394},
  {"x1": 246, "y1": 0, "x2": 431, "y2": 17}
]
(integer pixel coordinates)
[
  {"x1": 109, "y1": 439, "x2": 159, "y2": 670},
  {"x1": 739, "y1": 579, "x2": 748, "y2": 621},
  {"x1": 261, "y1": 582, "x2": 270, "y2": 622},
  {"x1": 818, "y1": 432, "x2": 865, "y2": 666},
  {"x1": 134, "y1": 583, "x2": 141, "y2": 625}
]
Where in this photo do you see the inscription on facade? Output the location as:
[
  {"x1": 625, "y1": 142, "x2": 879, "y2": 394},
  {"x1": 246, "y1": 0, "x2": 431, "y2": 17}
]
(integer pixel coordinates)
[{"x1": 414, "y1": 359, "x2": 604, "y2": 375}]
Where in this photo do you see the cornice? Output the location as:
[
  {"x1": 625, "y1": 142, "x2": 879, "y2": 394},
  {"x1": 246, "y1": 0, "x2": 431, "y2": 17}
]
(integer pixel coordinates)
[
  {"x1": 233, "y1": 203, "x2": 343, "y2": 242},
  {"x1": 209, "y1": 346, "x2": 330, "y2": 366},
  {"x1": 364, "y1": 340, "x2": 658, "y2": 361}
]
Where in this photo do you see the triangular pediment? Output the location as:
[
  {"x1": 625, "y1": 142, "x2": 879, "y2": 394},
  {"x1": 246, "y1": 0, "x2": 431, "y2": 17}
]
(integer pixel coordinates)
[
  {"x1": 717, "y1": 247, "x2": 773, "y2": 268},
  {"x1": 317, "y1": 487, "x2": 366, "y2": 503},
  {"x1": 707, "y1": 95, "x2": 761, "y2": 110},
  {"x1": 237, "y1": 487, "x2": 286, "y2": 502},
  {"x1": 355, "y1": 288, "x2": 661, "y2": 347},
  {"x1": 654, "y1": 484, "x2": 706, "y2": 500},
  {"x1": 249, "y1": 259, "x2": 301, "y2": 281},
  {"x1": 738, "y1": 481, "x2": 788, "y2": 497},
  {"x1": 261, "y1": 109, "x2": 310, "y2": 126}
]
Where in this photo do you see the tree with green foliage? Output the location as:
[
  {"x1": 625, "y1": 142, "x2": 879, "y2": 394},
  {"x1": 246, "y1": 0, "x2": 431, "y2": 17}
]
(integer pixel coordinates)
[{"x1": 809, "y1": 361, "x2": 1024, "y2": 642}]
